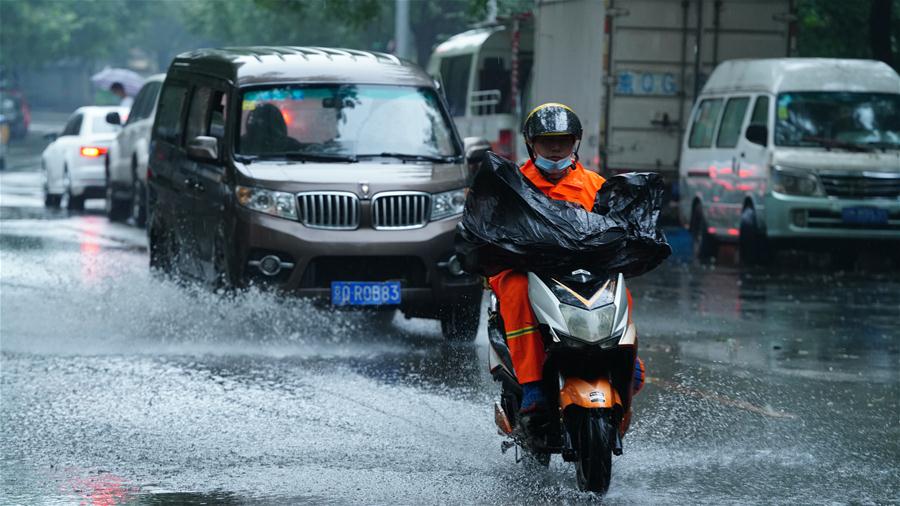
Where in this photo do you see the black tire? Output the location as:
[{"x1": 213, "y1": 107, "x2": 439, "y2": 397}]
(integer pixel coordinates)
[
  {"x1": 690, "y1": 203, "x2": 718, "y2": 263},
  {"x1": 44, "y1": 192, "x2": 61, "y2": 208},
  {"x1": 211, "y1": 226, "x2": 240, "y2": 290},
  {"x1": 739, "y1": 206, "x2": 769, "y2": 266},
  {"x1": 131, "y1": 178, "x2": 147, "y2": 228},
  {"x1": 565, "y1": 407, "x2": 614, "y2": 494},
  {"x1": 440, "y1": 300, "x2": 481, "y2": 341},
  {"x1": 149, "y1": 219, "x2": 175, "y2": 275},
  {"x1": 105, "y1": 184, "x2": 130, "y2": 222},
  {"x1": 62, "y1": 167, "x2": 84, "y2": 212}
]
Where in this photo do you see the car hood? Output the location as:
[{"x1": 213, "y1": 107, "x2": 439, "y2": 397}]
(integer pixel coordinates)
[
  {"x1": 772, "y1": 148, "x2": 900, "y2": 174},
  {"x1": 235, "y1": 161, "x2": 468, "y2": 193}
]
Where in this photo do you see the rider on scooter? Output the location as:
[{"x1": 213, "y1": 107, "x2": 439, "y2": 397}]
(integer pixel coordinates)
[{"x1": 488, "y1": 103, "x2": 645, "y2": 431}]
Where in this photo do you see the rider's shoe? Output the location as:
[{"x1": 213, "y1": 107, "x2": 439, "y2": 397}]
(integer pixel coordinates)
[
  {"x1": 518, "y1": 382, "x2": 553, "y2": 447},
  {"x1": 519, "y1": 381, "x2": 547, "y2": 413}
]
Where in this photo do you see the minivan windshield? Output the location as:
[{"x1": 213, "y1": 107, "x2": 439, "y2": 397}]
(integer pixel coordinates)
[
  {"x1": 774, "y1": 92, "x2": 900, "y2": 149},
  {"x1": 236, "y1": 84, "x2": 460, "y2": 160}
]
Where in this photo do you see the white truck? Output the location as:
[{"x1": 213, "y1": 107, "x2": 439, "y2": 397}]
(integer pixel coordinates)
[{"x1": 430, "y1": 0, "x2": 795, "y2": 185}]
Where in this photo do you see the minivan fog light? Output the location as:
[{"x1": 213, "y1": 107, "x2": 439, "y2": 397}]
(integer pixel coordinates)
[
  {"x1": 236, "y1": 185, "x2": 298, "y2": 220},
  {"x1": 431, "y1": 188, "x2": 467, "y2": 220}
]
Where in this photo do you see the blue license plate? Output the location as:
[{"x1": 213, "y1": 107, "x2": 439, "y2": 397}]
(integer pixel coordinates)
[
  {"x1": 331, "y1": 281, "x2": 401, "y2": 306},
  {"x1": 841, "y1": 206, "x2": 888, "y2": 225}
]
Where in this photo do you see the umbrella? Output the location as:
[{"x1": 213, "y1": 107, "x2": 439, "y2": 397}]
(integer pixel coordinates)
[{"x1": 90, "y1": 67, "x2": 144, "y2": 96}]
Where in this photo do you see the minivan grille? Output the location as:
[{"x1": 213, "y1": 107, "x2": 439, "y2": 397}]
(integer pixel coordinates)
[
  {"x1": 297, "y1": 192, "x2": 359, "y2": 229},
  {"x1": 819, "y1": 173, "x2": 900, "y2": 199},
  {"x1": 372, "y1": 192, "x2": 430, "y2": 230}
]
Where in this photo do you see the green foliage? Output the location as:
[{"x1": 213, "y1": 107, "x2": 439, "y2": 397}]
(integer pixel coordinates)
[
  {"x1": 796, "y1": 0, "x2": 898, "y2": 68},
  {"x1": 0, "y1": 0, "x2": 151, "y2": 67},
  {"x1": 0, "y1": 0, "x2": 535, "y2": 70},
  {"x1": 180, "y1": 0, "x2": 393, "y2": 51}
]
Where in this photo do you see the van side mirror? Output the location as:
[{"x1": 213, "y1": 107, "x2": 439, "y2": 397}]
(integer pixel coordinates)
[
  {"x1": 463, "y1": 136, "x2": 491, "y2": 182},
  {"x1": 105, "y1": 112, "x2": 122, "y2": 126},
  {"x1": 187, "y1": 135, "x2": 219, "y2": 161},
  {"x1": 44, "y1": 132, "x2": 59, "y2": 142},
  {"x1": 745, "y1": 125, "x2": 768, "y2": 146}
]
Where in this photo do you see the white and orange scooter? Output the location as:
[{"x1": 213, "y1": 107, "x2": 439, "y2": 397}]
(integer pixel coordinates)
[{"x1": 488, "y1": 268, "x2": 637, "y2": 494}]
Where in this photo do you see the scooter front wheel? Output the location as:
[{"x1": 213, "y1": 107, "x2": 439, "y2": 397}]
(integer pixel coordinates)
[{"x1": 566, "y1": 406, "x2": 613, "y2": 494}]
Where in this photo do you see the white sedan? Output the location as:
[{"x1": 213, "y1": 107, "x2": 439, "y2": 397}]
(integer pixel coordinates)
[{"x1": 42, "y1": 106, "x2": 128, "y2": 210}]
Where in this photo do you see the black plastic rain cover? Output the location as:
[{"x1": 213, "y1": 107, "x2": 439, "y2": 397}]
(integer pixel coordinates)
[{"x1": 455, "y1": 152, "x2": 671, "y2": 278}]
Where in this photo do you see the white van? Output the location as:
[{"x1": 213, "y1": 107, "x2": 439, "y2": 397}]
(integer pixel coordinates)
[{"x1": 679, "y1": 58, "x2": 900, "y2": 263}]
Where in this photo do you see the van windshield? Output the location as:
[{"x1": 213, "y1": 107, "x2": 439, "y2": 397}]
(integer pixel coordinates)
[
  {"x1": 774, "y1": 92, "x2": 900, "y2": 149},
  {"x1": 237, "y1": 84, "x2": 460, "y2": 159}
]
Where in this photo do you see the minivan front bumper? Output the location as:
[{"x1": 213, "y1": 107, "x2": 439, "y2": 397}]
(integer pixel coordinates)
[
  {"x1": 233, "y1": 207, "x2": 482, "y2": 317},
  {"x1": 764, "y1": 192, "x2": 900, "y2": 240}
]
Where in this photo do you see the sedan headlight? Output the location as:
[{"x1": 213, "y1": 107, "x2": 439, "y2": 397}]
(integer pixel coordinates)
[
  {"x1": 236, "y1": 185, "x2": 298, "y2": 220},
  {"x1": 770, "y1": 166, "x2": 824, "y2": 197},
  {"x1": 431, "y1": 188, "x2": 467, "y2": 221}
]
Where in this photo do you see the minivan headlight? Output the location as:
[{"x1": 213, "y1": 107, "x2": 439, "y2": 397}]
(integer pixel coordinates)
[
  {"x1": 236, "y1": 185, "x2": 298, "y2": 220},
  {"x1": 431, "y1": 188, "x2": 467, "y2": 220},
  {"x1": 770, "y1": 166, "x2": 824, "y2": 197}
]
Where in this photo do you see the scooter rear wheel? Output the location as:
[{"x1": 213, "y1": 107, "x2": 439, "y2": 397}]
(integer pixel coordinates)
[{"x1": 567, "y1": 407, "x2": 613, "y2": 494}]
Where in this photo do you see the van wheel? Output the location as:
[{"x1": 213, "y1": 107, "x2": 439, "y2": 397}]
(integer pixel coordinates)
[
  {"x1": 690, "y1": 204, "x2": 717, "y2": 263},
  {"x1": 739, "y1": 207, "x2": 769, "y2": 266},
  {"x1": 440, "y1": 301, "x2": 480, "y2": 342}
]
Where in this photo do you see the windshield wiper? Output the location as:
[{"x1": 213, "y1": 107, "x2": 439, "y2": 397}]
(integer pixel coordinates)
[
  {"x1": 800, "y1": 136, "x2": 876, "y2": 153},
  {"x1": 256, "y1": 152, "x2": 358, "y2": 163},
  {"x1": 356, "y1": 152, "x2": 459, "y2": 163}
]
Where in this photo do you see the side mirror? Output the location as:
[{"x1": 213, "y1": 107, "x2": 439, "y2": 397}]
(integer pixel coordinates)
[
  {"x1": 463, "y1": 136, "x2": 491, "y2": 182},
  {"x1": 187, "y1": 135, "x2": 218, "y2": 161},
  {"x1": 105, "y1": 112, "x2": 122, "y2": 126},
  {"x1": 745, "y1": 124, "x2": 768, "y2": 146},
  {"x1": 44, "y1": 132, "x2": 59, "y2": 142}
]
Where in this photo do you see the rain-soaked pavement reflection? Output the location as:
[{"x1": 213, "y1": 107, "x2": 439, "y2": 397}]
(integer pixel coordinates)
[{"x1": 1, "y1": 167, "x2": 898, "y2": 504}]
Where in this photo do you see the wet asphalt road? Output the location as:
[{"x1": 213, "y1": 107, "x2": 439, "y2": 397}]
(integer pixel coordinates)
[{"x1": 1, "y1": 122, "x2": 899, "y2": 505}]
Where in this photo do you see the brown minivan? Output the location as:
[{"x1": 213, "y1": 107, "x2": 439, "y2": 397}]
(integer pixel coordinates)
[{"x1": 147, "y1": 47, "x2": 485, "y2": 340}]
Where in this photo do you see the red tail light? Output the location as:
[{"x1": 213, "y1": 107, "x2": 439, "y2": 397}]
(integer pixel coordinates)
[{"x1": 80, "y1": 146, "x2": 108, "y2": 158}]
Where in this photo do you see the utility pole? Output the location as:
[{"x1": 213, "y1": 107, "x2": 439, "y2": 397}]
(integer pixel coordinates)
[{"x1": 394, "y1": 0, "x2": 413, "y2": 61}]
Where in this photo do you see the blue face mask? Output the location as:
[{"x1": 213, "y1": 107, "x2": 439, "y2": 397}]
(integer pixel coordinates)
[{"x1": 534, "y1": 154, "x2": 573, "y2": 174}]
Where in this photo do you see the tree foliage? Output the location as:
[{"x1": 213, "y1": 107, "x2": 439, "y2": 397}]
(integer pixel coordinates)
[
  {"x1": 797, "y1": 0, "x2": 898, "y2": 70},
  {"x1": 0, "y1": 0, "x2": 152, "y2": 68}
]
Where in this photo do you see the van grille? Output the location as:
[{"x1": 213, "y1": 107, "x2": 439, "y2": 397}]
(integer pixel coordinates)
[
  {"x1": 372, "y1": 192, "x2": 430, "y2": 230},
  {"x1": 297, "y1": 192, "x2": 359, "y2": 230},
  {"x1": 819, "y1": 173, "x2": 900, "y2": 199}
]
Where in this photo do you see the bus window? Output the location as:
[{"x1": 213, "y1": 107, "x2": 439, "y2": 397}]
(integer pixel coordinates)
[
  {"x1": 439, "y1": 55, "x2": 472, "y2": 117},
  {"x1": 478, "y1": 57, "x2": 511, "y2": 114}
]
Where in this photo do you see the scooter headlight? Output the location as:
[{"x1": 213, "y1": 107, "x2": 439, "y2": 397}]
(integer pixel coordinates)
[{"x1": 558, "y1": 304, "x2": 616, "y2": 345}]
